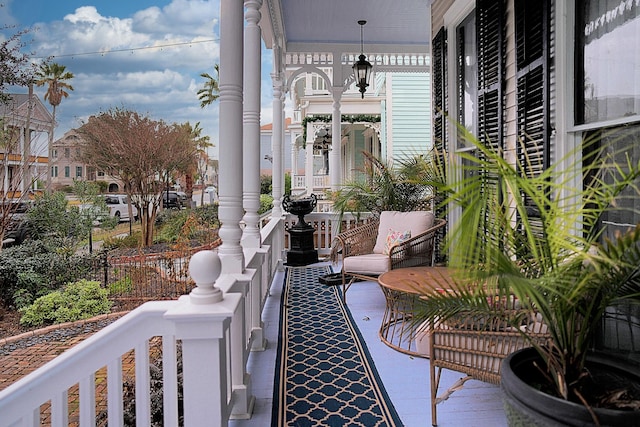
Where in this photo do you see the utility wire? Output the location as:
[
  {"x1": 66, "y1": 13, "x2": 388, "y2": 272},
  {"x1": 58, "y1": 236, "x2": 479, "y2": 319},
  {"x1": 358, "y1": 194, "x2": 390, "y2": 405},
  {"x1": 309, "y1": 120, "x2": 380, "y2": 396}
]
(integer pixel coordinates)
[{"x1": 49, "y1": 38, "x2": 218, "y2": 59}]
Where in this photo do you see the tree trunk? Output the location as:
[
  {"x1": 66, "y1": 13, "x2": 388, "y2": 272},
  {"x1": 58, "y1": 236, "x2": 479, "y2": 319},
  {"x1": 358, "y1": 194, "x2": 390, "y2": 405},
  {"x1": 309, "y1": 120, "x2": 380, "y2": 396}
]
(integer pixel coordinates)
[{"x1": 46, "y1": 105, "x2": 57, "y2": 192}]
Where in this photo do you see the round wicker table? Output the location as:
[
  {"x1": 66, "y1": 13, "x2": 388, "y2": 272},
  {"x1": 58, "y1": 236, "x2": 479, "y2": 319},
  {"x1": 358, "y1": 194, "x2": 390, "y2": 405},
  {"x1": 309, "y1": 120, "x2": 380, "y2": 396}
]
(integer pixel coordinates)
[{"x1": 377, "y1": 267, "x2": 455, "y2": 358}]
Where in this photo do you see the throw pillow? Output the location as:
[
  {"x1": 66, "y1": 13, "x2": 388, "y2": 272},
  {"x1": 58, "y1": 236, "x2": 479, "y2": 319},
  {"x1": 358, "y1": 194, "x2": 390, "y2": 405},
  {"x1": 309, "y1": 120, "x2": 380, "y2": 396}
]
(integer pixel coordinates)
[{"x1": 383, "y1": 229, "x2": 411, "y2": 255}]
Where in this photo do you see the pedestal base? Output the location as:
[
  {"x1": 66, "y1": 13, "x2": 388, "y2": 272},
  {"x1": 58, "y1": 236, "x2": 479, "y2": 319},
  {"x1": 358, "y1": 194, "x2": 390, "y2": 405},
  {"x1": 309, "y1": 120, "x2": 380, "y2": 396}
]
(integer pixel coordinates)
[
  {"x1": 285, "y1": 248, "x2": 319, "y2": 266},
  {"x1": 285, "y1": 226, "x2": 318, "y2": 266}
]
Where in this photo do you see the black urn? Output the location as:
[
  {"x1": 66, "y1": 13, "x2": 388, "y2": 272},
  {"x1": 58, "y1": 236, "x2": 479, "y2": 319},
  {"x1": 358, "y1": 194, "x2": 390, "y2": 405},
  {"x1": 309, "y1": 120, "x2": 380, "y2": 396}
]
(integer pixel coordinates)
[{"x1": 282, "y1": 194, "x2": 318, "y2": 266}]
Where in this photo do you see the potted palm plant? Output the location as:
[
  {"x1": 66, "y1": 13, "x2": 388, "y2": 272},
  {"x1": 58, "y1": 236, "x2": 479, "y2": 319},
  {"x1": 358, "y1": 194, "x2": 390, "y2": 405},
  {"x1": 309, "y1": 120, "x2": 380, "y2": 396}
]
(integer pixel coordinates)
[{"x1": 415, "y1": 125, "x2": 640, "y2": 426}]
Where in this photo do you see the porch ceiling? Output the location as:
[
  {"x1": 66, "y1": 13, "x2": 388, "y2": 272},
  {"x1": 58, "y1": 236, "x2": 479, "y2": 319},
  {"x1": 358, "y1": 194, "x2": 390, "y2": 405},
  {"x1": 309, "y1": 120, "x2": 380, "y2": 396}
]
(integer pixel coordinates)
[{"x1": 264, "y1": 0, "x2": 431, "y2": 54}]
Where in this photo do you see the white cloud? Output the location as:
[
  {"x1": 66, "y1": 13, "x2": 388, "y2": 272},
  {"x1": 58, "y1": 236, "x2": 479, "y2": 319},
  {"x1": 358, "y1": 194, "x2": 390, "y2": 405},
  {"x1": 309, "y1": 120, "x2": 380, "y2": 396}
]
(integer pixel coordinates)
[
  {"x1": 20, "y1": 1, "x2": 223, "y2": 153},
  {"x1": 6, "y1": 0, "x2": 282, "y2": 161}
]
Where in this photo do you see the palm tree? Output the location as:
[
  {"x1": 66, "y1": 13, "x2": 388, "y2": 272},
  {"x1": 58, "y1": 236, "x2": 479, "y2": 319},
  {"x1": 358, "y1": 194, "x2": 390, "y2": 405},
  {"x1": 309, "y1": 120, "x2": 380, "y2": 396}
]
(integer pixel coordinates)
[
  {"x1": 35, "y1": 62, "x2": 74, "y2": 190},
  {"x1": 197, "y1": 64, "x2": 220, "y2": 108},
  {"x1": 330, "y1": 150, "x2": 444, "y2": 220},
  {"x1": 413, "y1": 125, "x2": 640, "y2": 416},
  {"x1": 182, "y1": 121, "x2": 213, "y2": 206}
]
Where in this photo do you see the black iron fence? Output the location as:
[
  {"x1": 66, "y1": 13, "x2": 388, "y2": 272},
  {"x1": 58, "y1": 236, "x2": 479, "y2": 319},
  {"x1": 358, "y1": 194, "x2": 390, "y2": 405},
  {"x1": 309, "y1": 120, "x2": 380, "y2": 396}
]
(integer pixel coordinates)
[{"x1": 88, "y1": 240, "x2": 222, "y2": 311}]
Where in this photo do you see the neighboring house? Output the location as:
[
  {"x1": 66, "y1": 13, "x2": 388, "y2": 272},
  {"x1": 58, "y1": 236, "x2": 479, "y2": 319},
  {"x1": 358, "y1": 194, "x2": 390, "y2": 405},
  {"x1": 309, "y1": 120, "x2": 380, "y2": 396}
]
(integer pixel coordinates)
[
  {"x1": 430, "y1": 0, "x2": 639, "y2": 238},
  {"x1": 51, "y1": 129, "x2": 126, "y2": 192},
  {"x1": 276, "y1": 71, "x2": 431, "y2": 196},
  {"x1": 52, "y1": 128, "x2": 219, "y2": 194},
  {"x1": 260, "y1": 117, "x2": 302, "y2": 177},
  {"x1": 0, "y1": 93, "x2": 52, "y2": 197}
]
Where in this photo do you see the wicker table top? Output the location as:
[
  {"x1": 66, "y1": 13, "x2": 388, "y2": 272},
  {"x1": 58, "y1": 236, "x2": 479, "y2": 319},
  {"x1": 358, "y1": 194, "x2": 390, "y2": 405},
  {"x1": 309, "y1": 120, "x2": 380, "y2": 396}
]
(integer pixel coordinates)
[{"x1": 378, "y1": 266, "x2": 456, "y2": 295}]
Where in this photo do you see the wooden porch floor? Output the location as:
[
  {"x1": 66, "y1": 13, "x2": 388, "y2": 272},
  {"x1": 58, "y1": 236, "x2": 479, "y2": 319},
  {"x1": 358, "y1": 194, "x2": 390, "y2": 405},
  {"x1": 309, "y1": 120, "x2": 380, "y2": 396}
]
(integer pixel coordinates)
[{"x1": 230, "y1": 263, "x2": 508, "y2": 427}]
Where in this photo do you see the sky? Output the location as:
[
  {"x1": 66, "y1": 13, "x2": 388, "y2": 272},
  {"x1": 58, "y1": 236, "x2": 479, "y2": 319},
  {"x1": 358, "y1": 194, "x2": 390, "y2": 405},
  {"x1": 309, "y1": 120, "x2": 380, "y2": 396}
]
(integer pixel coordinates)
[{"x1": 1, "y1": 0, "x2": 276, "y2": 158}]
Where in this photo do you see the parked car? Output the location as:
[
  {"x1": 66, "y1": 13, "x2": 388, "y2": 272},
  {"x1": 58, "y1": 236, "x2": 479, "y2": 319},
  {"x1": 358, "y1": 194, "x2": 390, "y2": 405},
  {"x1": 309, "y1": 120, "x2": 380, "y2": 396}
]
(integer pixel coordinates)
[
  {"x1": 103, "y1": 194, "x2": 138, "y2": 221},
  {"x1": 162, "y1": 191, "x2": 183, "y2": 209},
  {"x1": 174, "y1": 191, "x2": 189, "y2": 205},
  {"x1": 2, "y1": 201, "x2": 33, "y2": 247}
]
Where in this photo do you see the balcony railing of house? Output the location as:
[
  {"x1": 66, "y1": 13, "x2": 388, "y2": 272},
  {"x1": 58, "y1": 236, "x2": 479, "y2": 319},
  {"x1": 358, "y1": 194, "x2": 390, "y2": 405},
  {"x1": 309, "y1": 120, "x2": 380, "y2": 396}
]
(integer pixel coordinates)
[
  {"x1": 0, "y1": 211, "x2": 371, "y2": 426},
  {"x1": 291, "y1": 174, "x2": 330, "y2": 193}
]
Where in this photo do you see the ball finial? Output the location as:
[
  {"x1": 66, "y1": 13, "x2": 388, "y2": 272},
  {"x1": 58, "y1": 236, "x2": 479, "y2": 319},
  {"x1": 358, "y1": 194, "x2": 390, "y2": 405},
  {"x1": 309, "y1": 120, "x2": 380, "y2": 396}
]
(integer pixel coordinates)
[{"x1": 188, "y1": 250, "x2": 223, "y2": 304}]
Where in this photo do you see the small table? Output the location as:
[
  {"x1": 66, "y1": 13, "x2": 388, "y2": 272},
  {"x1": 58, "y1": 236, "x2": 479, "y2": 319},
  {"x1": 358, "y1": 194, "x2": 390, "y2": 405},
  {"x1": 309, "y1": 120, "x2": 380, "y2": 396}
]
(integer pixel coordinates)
[{"x1": 377, "y1": 267, "x2": 455, "y2": 357}]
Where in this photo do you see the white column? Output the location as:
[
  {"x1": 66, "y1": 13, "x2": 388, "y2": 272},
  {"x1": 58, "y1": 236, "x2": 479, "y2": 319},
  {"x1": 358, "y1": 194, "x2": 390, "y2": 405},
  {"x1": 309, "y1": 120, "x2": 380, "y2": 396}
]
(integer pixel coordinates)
[
  {"x1": 271, "y1": 73, "x2": 284, "y2": 216},
  {"x1": 218, "y1": 0, "x2": 245, "y2": 274},
  {"x1": 330, "y1": 88, "x2": 342, "y2": 190},
  {"x1": 305, "y1": 122, "x2": 314, "y2": 196},
  {"x1": 241, "y1": 0, "x2": 263, "y2": 248}
]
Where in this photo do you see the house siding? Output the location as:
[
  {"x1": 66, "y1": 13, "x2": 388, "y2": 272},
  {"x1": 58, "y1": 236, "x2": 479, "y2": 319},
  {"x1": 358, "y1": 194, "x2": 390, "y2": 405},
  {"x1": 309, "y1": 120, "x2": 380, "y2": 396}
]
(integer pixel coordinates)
[{"x1": 389, "y1": 73, "x2": 432, "y2": 163}]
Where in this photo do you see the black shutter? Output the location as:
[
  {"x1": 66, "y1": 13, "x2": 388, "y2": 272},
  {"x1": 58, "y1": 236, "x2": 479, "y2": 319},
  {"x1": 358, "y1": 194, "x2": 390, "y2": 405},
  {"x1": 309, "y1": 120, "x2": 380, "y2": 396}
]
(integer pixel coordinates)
[
  {"x1": 515, "y1": 0, "x2": 550, "y2": 176},
  {"x1": 432, "y1": 26, "x2": 448, "y2": 263},
  {"x1": 477, "y1": 0, "x2": 505, "y2": 153},
  {"x1": 432, "y1": 27, "x2": 447, "y2": 153},
  {"x1": 456, "y1": 25, "x2": 466, "y2": 126},
  {"x1": 515, "y1": 0, "x2": 551, "y2": 234}
]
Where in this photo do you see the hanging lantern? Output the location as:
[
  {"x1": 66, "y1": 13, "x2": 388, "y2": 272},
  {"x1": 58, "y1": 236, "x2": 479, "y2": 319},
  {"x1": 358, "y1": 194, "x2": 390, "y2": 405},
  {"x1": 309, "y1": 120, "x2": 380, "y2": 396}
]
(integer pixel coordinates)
[{"x1": 353, "y1": 20, "x2": 373, "y2": 99}]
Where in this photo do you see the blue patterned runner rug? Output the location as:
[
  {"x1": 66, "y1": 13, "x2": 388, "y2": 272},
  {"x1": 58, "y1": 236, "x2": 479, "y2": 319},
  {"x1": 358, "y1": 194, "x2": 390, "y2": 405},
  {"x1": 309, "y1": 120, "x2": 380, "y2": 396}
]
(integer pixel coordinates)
[{"x1": 271, "y1": 265, "x2": 403, "y2": 427}]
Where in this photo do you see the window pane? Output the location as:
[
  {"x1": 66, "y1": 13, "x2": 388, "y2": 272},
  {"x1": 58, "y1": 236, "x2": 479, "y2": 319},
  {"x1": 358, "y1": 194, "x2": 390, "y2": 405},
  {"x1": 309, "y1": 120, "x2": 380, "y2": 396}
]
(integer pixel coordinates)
[
  {"x1": 579, "y1": 1, "x2": 640, "y2": 123},
  {"x1": 457, "y1": 12, "x2": 477, "y2": 145},
  {"x1": 590, "y1": 123, "x2": 640, "y2": 241}
]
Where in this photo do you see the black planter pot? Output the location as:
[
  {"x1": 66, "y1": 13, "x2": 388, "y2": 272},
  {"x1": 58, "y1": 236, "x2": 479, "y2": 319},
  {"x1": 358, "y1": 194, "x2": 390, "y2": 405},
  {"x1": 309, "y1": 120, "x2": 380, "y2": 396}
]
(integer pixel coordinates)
[{"x1": 501, "y1": 347, "x2": 640, "y2": 427}]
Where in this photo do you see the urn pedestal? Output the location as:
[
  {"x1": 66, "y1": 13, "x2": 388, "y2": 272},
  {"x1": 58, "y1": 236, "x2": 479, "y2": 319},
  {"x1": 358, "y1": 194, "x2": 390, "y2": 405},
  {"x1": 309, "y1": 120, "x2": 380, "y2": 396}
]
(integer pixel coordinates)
[{"x1": 283, "y1": 194, "x2": 318, "y2": 266}]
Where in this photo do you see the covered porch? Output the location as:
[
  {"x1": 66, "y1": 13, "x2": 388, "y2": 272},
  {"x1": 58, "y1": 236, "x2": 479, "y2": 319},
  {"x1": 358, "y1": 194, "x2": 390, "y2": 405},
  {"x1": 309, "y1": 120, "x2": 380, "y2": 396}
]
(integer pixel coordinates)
[{"x1": 0, "y1": 1, "x2": 456, "y2": 425}]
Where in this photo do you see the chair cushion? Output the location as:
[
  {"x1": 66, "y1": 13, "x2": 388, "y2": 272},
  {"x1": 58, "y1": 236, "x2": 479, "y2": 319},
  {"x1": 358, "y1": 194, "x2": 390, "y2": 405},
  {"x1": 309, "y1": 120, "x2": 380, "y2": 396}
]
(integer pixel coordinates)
[
  {"x1": 343, "y1": 253, "x2": 391, "y2": 275},
  {"x1": 373, "y1": 211, "x2": 435, "y2": 254},
  {"x1": 383, "y1": 229, "x2": 412, "y2": 255}
]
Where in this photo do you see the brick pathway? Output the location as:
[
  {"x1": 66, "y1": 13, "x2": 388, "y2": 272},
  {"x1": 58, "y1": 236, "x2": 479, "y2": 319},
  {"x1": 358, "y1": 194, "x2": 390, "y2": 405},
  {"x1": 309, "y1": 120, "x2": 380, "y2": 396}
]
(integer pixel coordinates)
[{"x1": 0, "y1": 312, "x2": 127, "y2": 392}]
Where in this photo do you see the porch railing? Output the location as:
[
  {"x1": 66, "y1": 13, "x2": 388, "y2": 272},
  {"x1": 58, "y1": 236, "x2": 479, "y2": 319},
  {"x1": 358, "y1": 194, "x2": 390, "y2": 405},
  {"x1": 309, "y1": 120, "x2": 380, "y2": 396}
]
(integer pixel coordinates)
[
  {"x1": 291, "y1": 174, "x2": 330, "y2": 192},
  {"x1": 284, "y1": 211, "x2": 373, "y2": 258},
  {"x1": 0, "y1": 211, "x2": 364, "y2": 426},
  {"x1": 0, "y1": 215, "x2": 283, "y2": 427}
]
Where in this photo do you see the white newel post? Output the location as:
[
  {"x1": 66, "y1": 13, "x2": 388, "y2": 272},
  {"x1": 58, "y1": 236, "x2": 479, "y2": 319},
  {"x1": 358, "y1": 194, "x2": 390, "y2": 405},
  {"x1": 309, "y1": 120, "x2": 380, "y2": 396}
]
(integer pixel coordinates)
[
  {"x1": 218, "y1": 0, "x2": 245, "y2": 274},
  {"x1": 271, "y1": 71, "x2": 284, "y2": 216},
  {"x1": 330, "y1": 88, "x2": 342, "y2": 190},
  {"x1": 305, "y1": 121, "x2": 314, "y2": 196},
  {"x1": 241, "y1": 0, "x2": 263, "y2": 249},
  {"x1": 164, "y1": 250, "x2": 241, "y2": 427}
]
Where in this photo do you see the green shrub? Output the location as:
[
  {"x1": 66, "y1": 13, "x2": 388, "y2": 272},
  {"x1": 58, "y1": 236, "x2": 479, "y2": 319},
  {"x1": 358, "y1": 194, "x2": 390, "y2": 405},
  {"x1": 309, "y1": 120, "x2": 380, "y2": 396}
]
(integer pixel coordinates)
[
  {"x1": 102, "y1": 231, "x2": 143, "y2": 249},
  {"x1": 155, "y1": 209, "x2": 190, "y2": 243},
  {"x1": 12, "y1": 288, "x2": 33, "y2": 310},
  {"x1": 19, "y1": 280, "x2": 112, "y2": 327},
  {"x1": 95, "y1": 181, "x2": 109, "y2": 193},
  {"x1": 13, "y1": 271, "x2": 45, "y2": 307},
  {"x1": 259, "y1": 194, "x2": 274, "y2": 214},
  {"x1": 0, "y1": 239, "x2": 96, "y2": 306},
  {"x1": 154, "y1": 205, "x2": 219, "y2": 244},
  {"x1": 260, "y1": 174, "x2": 272, "y2": 194},
  {"x1": 193, "y1": 204, "x2": 218, "y2": 226},
  {"x1": 109, "y1": 276, "x2": 133, "y2": 294}
]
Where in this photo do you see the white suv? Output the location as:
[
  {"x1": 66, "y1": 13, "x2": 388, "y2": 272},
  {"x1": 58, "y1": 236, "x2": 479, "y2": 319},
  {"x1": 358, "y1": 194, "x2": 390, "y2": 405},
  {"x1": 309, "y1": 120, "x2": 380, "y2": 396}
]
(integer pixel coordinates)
[{"x1": 103, "y1": 194, "x2": 138, "y2": 221}]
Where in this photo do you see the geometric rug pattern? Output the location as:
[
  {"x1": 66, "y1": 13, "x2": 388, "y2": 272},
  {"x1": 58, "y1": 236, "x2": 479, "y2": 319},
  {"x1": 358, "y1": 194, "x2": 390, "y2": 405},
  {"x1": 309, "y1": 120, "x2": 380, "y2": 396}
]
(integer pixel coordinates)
[{"x1": 271, "y1": 265, "x2": 403, "y2": 427}]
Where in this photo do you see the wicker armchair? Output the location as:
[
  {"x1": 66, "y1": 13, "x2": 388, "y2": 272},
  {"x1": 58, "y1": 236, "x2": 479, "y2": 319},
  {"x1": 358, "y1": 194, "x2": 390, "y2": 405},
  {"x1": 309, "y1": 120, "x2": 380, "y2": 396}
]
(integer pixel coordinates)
[
  {"x1": 331, "y1": 211, "x2": 446, "y2": 302},
  {"x1": 427, "y1": 312, "x2": 550, "y2": 426}
]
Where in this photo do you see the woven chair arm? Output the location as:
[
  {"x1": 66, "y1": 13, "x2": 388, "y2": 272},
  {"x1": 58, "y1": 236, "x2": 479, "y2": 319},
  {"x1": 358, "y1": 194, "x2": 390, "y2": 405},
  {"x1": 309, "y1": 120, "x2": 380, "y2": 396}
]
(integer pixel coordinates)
[
  {"x1": 330, "y1": 220, "x2": 380, "y2": 263},
  {"x1": 389, "y1": 218, "x2": 447, "y2": 269}
]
